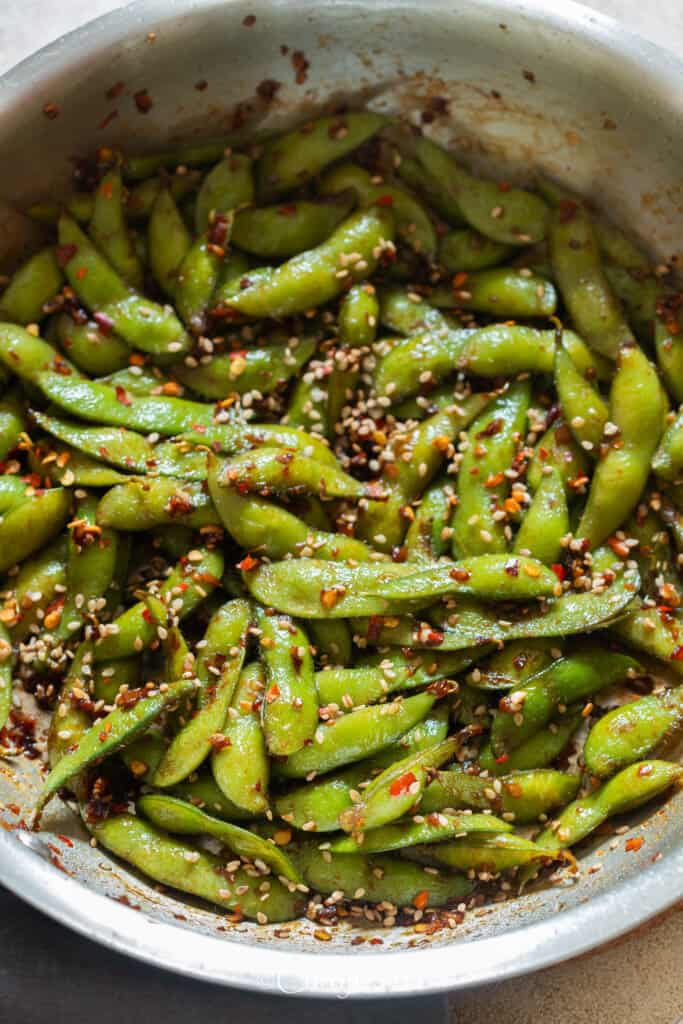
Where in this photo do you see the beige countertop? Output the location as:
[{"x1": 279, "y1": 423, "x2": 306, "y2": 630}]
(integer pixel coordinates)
[{"x1": 0, "y1": 3, "x2": 681, "y2": 1022}]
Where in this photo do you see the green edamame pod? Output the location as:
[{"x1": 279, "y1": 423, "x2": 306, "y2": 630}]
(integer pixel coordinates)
[
  {"x1": 5, "y1": 537, "x2": 67, "y2": 643},
  {"x1": 583, "y1": 688, "x2": 683, "y2": 778},
  {"x1": 513, "y1": 469, "x2": 568, "y2": 564},
  {"x1": 219, "y1": 445, "x2": 376, "y2": 500},
  {"x1": 275, "y1": 691, "x2": 435, "y2": 780},
  {"x1": 331, "y1": 810, "x2": 512, "y2": 854},
  {"x1": 439, "y1": 229, "x2": 513, "y2": 271},
  {"x1": 214, "y1": 208, "x2": 394, "y2": 320},
  {"x1": 554, "y1": 346, "x2": 608, "y2": 453},
  {"x1": 339, "y1": 736, "x2": 459, "y2": 834},
  {"x1": 232, "y1": 194, "x2": 355, "y2": 258},
  {"x1": 373, "y1": 323, "x2": 473, "y2": 402},
  {"x1": 273, "y1": 705, "x2": 450, "y2": 831},
  {"x1": 470, "y1": 640, "x2": 554, "y2": 691},
  {"x1": 36, "y1": 675, "x2": 196, "y2": 818},
  {"x1": 491, "y1": 646, "x2": 640, "y2": 756},
  {"x1": 0, "y1": 323, "x2": 80, "y2": 383},
  {"x1": 92, "y1": 658, "x2": 140, "y2": 704},
  {"x1": 378, "y1": 286, "x2": 449, "y2": 336},
  {"x1": 137, "y1": 794, "x2": 301, "y2": 883},
  {"x1": 577, "y1": 344, "x2": 666, "y2": 547},
  {"x1": 194, "y1": 153, "x2": 253, "y2": 232},
  {"x1": 308, "y1": 619, "x2": 352, "y2": 667},
  {"x1": 451, "y1": 380, "x2": 530, "y2": 557},
  {"x1": 58, "y1": 215, "x2": 190, "y2": 357},
  {"x1": 212, "y1": 662, "x2": 269, "y2": 815},
  {"x1": 404, "y1": 475, "x2": 454, "y2": 562},
  {"x1": 414, "y1": 832, "x2": 556, "y2": 872},
  {"x1": 429, "y1": 270, "x2": 556, "y2": 319},
  {"x1": 420, "y1": 766, "x2": 580, "y2": 823},
  {"x1": 316, "y1": 648, "x2": 475, "y2": 709},
  {"x1": 397, "y1": 153, "x2": 466, "y2": 226},
  {"x1": 478, "y1": 707, "x2": 582, "y2": 776},
  {"x1": 654, "y1": 295, "x2": 683, "y2": 404},
  {"x1": 87, "y1": 812, "x2": 303, "y2": 922},
  {"x1": 0, "y1": 389, "x2": 25, "y2": 460},
  {"x1": 652, "y1": 409, "x2": 683, "y2": 482},
  {"x1": 48, "y1": 494, "x2": 119, "y2": 644},
  {"x1": 257, "y1": 112, "x2": 386, "y2": 199},
  {"x1": 413, "y1": 136, "x2": 549, "y2": 245},
  {"x1": 355, "y1": 552, "x2": 639, "y2": 649},
  {"x1": 93, "y1": 546, "x2": 224, "y2": 662},
  {"x1": 0, "y1": 625, "x2": 15, "y2": 734},
  {"x1": 173, "y1": 335, "x2": 317, "y2": 399},
  {"x1": 174, "y1": 232, "x2": 226, "y2": 335},
  {"x1": 0, "y1": 248, "x2": 62, "y2": 324},
  {"x1": 290, "y1": 839, "x2": 472, "y2": 908},
  {"x1": 51, "y1": 312, "x2": 130, "y2": 375},
  {"x1": 320, "y1": 162, "x2": 437, "y2": 257},
  {"x1": 612, "y1": 603, "x2": 683, "y2": 677},
  {"x1": 97, "y1": 478, "x2": 216, "y2": 530},
  {"x1": 337, "y1": 283, "x2": 379, "y2": 348},
  {"x1": 0, "y1": 487, "x2": 70, "y2": 574},
  {"x1": 257, "y1": 609, "x2": 319, "y2": 757},
  {"x1": 534, "y1": 760, "x2": 683, "y2": 851},
  {"x1": 549, "y1": 203, "x2": 633, "y2": 358},
  {"x1": 208, "y1": 461, "x2": 373, "y2": 562},
  {"x1": 90, "y1": 168, "x2": 144, "y2": 288},
  {"x1": 358, "y1": 555, "x2": 557, "y2": 603},
  {"x1": 527, "y1": 418, "x2": 588, "y2": 494},
  {"x1": 151, "y1": 599, "x2": 250, "y2": 786},
  {"x1": 148, "y1": 188, "x2": 192, "y2": 297}
]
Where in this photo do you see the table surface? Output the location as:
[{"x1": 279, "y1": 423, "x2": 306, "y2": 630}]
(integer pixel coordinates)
[{"x1": 1, "y1": 3, "x2": 682, "y2": 1022}]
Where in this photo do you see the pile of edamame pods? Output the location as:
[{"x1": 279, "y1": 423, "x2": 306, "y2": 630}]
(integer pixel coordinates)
[{"x1": 0, "y1": 109, "x2": 682, "y2": 929}]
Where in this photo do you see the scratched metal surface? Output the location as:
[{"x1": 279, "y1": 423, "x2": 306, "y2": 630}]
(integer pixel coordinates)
[{"x1": 0, "y1": 0, "x2": 681, "y2": 999}]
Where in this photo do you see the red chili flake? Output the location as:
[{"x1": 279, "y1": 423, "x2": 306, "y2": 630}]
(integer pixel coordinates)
[
  {"x1": 390, "y1": 771, "x2": 417, "y2": 797},
  {"x1": 76, "y1": 267, "x2": 89, "y2": 281},
  {"x1": 522, "y1": 69, "x2": 536, "y2": 83},
  {"x1": 98, "y1": 110, "x2": 119, "y2": 131},
  {"x1": 106, "y1": 81, "x2": 125, "y2": 100},
  {"x1": 484, "y1": 471, "x2": 505, "y2": 489},
  {"x1": 412, "y1": 890, "x2": 429, "y2": 910},
  {"x1": 375, "y1": 194, "x2": 394, "y2": 207},
  {"x1": 423, "y1": 629, "x2": 445, "y2": 647},
  {"x1": 167, "y1": 493, "x2": 195, "y2": 518},
  {"x1": 56, "y1": 244, "x2": 77, "y2": 267},
  {"x1": 257, "y1": 79, "x2": 281, "y2": 102},
  {"x1": 450, "y1": 568, "x2": 472, "y2": 583},
  {"x1": 291, "y1": 50, "x2": 310, "y2": 85},
  {"x1": 265, "y1": 684, "x2": 281, "y2": 704},
  {"x1": 115, "y1": 385, "x2": 132, "y2": 406},
  {"x1": 495, "y1": 753, "x2": 509, "y2": 764},
  {"x1": 208, "y1": 213, "x2": 231, "y2": 248},
  {"x1": 476, "y1": 417, "x2": 503, "y2": 439},
  {"x1": 452, "y1": 271, "x2": 468, "y2": 289},
  {"x1": 208, "y1": 734, "x2": 232, "y2": 751},
  {"x1": 243, "y1": 14, "x2": 256, "y2": 25},
  {"x1": 607, "y1": 536, "x2": 629, "y2": 558},
  {"x1": 671, "y1": 646, "x2": 683, "y2": 661},
  {"x1": 366, "y1": 616, "x2": 385, "y2": 644},
  {"x1": 133, "y1": 89, "x2": 153, "y2": 114},
  {"x1": 141, "y1": 608, "x2": 154, "y2": 624},
  {"x1": 93, "y1": 311, "x2": 114, "y2": 335},
  {"x1": 278, "y1": 203, "x2": 298, "y2": 218},
  {"x1": 43, "y1": 103, "x2": 60, "y2": 120},
  {"x1": 559, "y1": 198, "x2": 579, "y2": 223},
  {"x1": 551, "y1": 563, "x2": 566, "y2": 582},
  {"x1": 236, "y1": 554, "x2": 260, "y2": 571},
  {"x1": 625, "y1": 837, "x2": 644, "y2": 852},
  {"x1": 498, "y1": 181, "x2": 511, "y2": 193}
]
